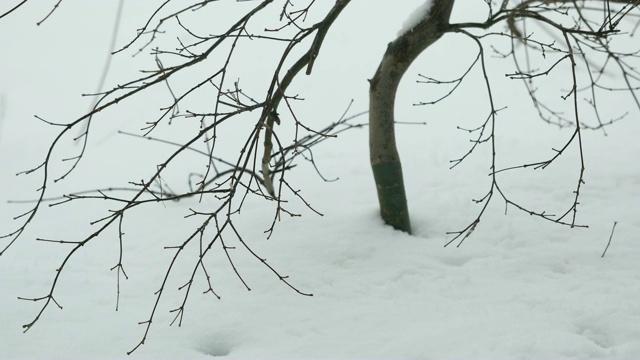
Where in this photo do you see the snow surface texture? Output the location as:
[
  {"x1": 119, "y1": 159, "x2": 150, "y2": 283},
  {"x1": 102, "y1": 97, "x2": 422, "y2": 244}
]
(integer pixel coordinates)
[
  {"x1": 398, "y1": 0, "x2": 434, "y2": 36},
  {"x1": 1, "y1": 1, "x2": 640, "y2": 359}
]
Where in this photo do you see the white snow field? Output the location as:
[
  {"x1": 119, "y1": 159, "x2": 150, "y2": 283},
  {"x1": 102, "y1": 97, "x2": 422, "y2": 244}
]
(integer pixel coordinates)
[{"x1": 1, "y1": 1, "x2": 639, "y2": 359}]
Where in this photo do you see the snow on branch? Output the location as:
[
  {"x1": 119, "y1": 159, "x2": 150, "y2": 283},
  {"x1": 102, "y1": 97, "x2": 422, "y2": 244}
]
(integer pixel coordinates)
[{"x1": 398, "y1": 0, "x2": 434, "y2": 36}]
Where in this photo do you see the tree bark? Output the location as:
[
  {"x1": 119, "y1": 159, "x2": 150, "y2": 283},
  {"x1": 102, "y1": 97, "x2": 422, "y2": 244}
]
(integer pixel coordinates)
[{"x1": 369, "y1": 0, "x2": 454, "y2": 233}]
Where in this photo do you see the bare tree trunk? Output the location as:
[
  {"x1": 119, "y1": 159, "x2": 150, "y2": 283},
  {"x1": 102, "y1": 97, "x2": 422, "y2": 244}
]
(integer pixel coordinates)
[{"x1": 369, "y1": 0, "x2": 454, "y2": 233}]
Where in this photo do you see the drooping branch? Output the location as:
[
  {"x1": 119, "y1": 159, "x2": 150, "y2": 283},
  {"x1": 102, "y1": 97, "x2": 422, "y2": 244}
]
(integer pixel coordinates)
[
  {"x1": 2, "y1": 1, "x2": 359, "y2": 354},
  {"x1": 260, "y1": 0, "x2": 351, "y2": 196}
]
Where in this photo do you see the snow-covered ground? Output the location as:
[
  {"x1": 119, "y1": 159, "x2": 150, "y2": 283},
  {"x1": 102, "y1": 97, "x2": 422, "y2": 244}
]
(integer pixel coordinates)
[{"x1": 1, "y1": 1, "x2": 639, "y2": 359}]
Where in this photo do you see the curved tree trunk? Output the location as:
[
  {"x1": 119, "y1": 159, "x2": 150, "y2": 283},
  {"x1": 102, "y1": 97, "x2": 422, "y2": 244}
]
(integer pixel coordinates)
[{"x1": 369, "y1": 0, "x2": 454, "y2": 233}]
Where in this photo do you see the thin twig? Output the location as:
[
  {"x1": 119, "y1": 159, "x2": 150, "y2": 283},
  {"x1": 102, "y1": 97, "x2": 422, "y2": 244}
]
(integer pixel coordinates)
[{"x1": 601, "y1": 221, "x2": 619, "y2": 258}]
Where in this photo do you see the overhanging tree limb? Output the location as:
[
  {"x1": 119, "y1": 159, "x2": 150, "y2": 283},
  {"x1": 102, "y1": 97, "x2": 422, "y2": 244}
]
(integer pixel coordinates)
[{"x1": 261, "y1": 0, "x2": 351, "y2": 196}]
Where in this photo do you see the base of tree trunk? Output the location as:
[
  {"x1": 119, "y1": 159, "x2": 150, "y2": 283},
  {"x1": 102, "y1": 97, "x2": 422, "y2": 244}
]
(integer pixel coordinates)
[{"x1": 372, "y1": 160, "x2": 411, "y2": 233}]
